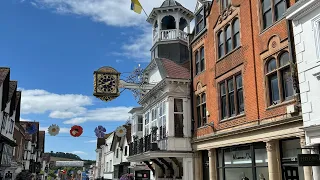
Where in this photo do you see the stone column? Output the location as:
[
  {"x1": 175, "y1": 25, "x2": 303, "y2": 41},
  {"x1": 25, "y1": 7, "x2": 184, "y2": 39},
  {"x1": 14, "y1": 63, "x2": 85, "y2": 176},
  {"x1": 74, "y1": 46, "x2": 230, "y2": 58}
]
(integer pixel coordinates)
[
  {"x1": 311, "y1": 147, "x2": 320, "y2": 180},
  {"x1": 208, "y1": 149, "x2": 217, "y2": 180},
  {"x1": 266, "y1": 140, "x2": 281, "y2": 180},
  {"x1": 194, "y1": 151, "x2": 202, "y2": 180},
  {"x1": 300, "y1": 136, "x2": 313, "y2": 180}
]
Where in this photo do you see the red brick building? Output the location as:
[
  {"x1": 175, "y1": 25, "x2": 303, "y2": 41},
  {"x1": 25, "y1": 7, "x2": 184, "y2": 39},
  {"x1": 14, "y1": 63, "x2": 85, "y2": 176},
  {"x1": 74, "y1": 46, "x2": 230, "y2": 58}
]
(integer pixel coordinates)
[{"x1": 191, "y1": 0, "x2": 310, "y2": 180}]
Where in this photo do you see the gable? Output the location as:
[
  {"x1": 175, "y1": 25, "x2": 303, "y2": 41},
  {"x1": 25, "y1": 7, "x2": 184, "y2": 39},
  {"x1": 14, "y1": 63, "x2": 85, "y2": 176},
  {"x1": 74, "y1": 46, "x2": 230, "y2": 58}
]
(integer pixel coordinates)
[{"x1": 195, "y1": 0, "x2": 203, "y2": 13}]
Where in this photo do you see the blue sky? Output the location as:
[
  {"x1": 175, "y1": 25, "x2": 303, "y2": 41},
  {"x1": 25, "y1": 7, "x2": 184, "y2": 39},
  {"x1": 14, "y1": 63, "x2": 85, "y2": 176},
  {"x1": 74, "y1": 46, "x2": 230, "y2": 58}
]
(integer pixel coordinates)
[{"x1": 0, "y1": 0, "x2": 195, "y2": 160}]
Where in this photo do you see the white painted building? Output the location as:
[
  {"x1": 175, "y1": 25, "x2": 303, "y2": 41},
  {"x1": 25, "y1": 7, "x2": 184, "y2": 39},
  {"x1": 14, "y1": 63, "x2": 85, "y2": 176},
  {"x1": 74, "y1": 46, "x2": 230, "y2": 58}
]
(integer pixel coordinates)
[
  {"x1": 127, "y1": 2, "x2": 194, "y2": 180},
  {"x1": 103, "y1": 132, "x2": 114, "y2": 180},
  {"x1": 286, "y1": 0, "x2": 320, "y2": 179}
]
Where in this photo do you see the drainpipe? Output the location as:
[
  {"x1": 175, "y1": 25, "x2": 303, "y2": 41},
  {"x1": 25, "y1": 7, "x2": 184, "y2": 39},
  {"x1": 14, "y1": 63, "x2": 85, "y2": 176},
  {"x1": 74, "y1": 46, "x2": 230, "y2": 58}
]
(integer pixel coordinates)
[{"x1": 188, "y1": 34, "x2": 195, "y2": 137}]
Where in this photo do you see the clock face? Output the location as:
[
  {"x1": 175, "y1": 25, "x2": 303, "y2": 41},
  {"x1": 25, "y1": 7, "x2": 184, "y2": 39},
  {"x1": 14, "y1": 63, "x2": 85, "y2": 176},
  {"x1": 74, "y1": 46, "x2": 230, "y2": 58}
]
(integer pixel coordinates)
[{"x1": 97, "y1": 74, "x2": 117, "y2": 93}]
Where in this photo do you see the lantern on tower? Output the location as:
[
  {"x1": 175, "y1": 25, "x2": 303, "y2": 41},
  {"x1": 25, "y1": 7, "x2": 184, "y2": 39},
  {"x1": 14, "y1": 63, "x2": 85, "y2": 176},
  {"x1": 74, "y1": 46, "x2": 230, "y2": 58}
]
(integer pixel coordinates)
[{"x1": 93, "y1": 66, "x2": 121, "y2": 102}]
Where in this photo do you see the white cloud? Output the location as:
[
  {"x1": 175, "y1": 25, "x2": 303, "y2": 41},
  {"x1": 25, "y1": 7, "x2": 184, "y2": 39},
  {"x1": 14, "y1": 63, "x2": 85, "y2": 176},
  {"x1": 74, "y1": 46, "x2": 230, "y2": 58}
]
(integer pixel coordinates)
[
  {"x1": 20, "y1": 118, "x2": 33, "y2": 122},
  {"x1": 20, "y1": 89, "x2": 92, "y2": 115},
  {"x1": 63, "y1": 106, "x2": 132, "y2": 125},
  {"x1": 20, "y1": 89, "x2": 132, "y2": 125},
  {"x1": 70, "y1": 151, "x2": 87, "y2": 155},
  {"x1": 27, "y1": 0, "x2": 197, "y2": 62},
  {"x1": 85, "y1": 140, "x2": 97, "y2": 143},
  {"x1": 39, "y1": 126, "x2": 70, "y2": 133}
]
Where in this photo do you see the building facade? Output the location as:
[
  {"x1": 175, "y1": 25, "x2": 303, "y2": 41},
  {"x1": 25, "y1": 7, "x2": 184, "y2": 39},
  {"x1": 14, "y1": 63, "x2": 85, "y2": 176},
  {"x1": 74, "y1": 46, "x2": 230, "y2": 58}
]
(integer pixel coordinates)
[
  {"x1": 191, "y1": 0, "x2": 312, "y2": 180},
  {"x1": 286, "y1": 0, "x2": 320, "y2": 179},
  {"x1": 102, "y1": 132, "x2": 114, "y2": 180},
  {"x1": 127, "y1": 2, "x2": 194, "y2": 180}
]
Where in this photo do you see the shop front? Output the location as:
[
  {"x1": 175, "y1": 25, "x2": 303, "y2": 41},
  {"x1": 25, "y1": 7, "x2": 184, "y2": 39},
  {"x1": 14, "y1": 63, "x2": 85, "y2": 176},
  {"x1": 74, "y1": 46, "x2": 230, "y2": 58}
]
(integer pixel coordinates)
[{"x1": 214, "y1": 139, "x2": 305, "y2": 180}]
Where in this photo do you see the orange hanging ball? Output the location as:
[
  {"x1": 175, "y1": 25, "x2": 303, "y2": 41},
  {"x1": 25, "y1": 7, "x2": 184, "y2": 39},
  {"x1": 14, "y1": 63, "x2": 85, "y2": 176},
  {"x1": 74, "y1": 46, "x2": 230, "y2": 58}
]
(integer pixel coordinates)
[{"x1": 70, "y1": 125, "x2": 83, "y2": 137}]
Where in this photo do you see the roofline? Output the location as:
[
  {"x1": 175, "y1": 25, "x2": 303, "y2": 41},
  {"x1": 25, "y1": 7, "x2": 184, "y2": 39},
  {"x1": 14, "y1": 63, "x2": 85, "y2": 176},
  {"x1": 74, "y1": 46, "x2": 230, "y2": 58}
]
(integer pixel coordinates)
[
  {"x1": 285, "y1": 0, "x2": 320, "y2": 20},
  {"x1": 147, "y1": 6, "x2": 194, "y2": 24}
]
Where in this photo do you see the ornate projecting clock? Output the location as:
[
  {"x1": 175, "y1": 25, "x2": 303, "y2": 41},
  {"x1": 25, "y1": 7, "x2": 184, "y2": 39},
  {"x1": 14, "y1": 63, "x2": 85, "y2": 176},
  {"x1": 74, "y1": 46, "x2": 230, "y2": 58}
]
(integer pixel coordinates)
[{"x1": 93, "y1": 66, "x2": 120, "y2": 102}]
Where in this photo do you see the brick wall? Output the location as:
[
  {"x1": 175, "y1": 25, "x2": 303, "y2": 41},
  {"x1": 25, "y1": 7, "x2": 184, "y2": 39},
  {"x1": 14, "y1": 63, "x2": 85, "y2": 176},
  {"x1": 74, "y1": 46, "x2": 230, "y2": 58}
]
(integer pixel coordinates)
[{"x1": 192, "y1": 0, "x2": 297, "y2": 137}]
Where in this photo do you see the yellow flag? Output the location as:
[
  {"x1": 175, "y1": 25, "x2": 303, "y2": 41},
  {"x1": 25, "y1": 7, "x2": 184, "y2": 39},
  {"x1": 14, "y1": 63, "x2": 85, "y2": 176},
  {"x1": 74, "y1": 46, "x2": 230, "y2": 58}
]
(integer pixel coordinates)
[{"x1": 131, "y1": 0, "x2": 142, "y2": 14}]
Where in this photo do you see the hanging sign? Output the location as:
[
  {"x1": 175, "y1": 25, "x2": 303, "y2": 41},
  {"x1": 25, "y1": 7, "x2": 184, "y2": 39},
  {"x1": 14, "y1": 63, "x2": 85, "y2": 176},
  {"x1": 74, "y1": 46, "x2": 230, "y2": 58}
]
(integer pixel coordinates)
[
  {"x1": 94, "y1": 125, "x2": 106, "y2": 138},
  {"x1": 298, "y1": 154, "x2": 320, "y2": 166}
]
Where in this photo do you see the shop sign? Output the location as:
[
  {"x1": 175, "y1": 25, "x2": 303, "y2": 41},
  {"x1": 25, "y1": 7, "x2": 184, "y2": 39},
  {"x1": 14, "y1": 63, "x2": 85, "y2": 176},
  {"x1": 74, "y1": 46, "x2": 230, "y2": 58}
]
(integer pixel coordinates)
[
  {"x1": 298, "y1": 154, "x2": 320, "y2": 166},
  {"x1": 55, "y1": 161, "x2": 84, "y2": 167}
]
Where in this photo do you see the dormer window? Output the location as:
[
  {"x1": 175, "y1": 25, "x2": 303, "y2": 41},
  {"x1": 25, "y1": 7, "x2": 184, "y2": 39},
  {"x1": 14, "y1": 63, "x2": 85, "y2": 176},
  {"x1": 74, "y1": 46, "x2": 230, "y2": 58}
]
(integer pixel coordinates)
[{"x1": 195, "y1": 7, "x2": 205, "y2": 34}]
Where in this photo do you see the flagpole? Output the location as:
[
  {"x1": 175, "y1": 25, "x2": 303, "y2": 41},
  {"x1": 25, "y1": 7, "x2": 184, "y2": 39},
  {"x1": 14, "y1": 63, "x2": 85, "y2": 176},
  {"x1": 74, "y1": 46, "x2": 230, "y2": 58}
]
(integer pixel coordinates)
[{"x1": 142, "y1": 7, "x2": 148, "y2": 18}]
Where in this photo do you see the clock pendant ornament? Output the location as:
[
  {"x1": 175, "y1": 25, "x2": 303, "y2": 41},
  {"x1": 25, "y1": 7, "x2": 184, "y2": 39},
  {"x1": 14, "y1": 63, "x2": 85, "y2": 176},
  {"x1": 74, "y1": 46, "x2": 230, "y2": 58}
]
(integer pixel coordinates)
[{"x1": 93, "y1": 66, "x2": 120, "y2": 102}]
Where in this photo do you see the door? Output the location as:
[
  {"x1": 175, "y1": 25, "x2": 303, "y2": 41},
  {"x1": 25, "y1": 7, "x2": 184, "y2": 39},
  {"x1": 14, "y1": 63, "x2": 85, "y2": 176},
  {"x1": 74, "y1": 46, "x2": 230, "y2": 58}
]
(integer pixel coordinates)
[{"x1": 284, "y1": 166, "x2": 299, "y2": 180}]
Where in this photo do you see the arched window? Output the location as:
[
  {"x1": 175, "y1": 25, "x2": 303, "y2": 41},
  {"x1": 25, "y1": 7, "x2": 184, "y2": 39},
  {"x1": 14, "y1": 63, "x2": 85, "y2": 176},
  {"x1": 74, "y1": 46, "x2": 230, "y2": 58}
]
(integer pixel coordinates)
[
  {"x1": 225, "y1": 25, "x2": 232, "y2": 53},
  {"x1": 261, "y1": 0, "x2": 286, "y2": 30},
  {"x1": 266, "y1": 51, "x2": 293, "y2": 106},
  {"x1": 233, "y1": 18, "x2": 240, "y2": 48},
  {"x1": 217, "y1": 17, "x2": 241, "y2": 59},
  {"x1": 218, "y1": 31, "x2": 224, "y2": 58}
]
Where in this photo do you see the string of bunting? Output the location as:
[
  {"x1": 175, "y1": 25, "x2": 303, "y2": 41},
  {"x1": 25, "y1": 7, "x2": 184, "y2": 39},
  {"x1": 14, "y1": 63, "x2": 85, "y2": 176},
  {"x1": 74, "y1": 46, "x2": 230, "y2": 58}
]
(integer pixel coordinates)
[{"x1": 25, "y1": 122, "x2": 128, "y2": 139}]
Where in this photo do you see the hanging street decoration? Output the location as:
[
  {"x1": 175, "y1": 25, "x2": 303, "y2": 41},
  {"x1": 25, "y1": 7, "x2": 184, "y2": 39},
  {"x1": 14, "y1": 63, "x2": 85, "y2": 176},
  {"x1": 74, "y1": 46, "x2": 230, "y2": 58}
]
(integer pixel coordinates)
[
  {"x1": 70, "y1": 125, "x2": 83, "y2": 137},
  {"x1": 48, "y1": 124, "x2": 60, "y2": 136},
  {"x1": 94, "y1": 125, "x2": 106, "y2": 138},
  {"x1": 115, "y1": 126, "x2": 127, "y2": 137},
  {"x1": 26, "y1": 123, "x2": 38, "y2": 135}
]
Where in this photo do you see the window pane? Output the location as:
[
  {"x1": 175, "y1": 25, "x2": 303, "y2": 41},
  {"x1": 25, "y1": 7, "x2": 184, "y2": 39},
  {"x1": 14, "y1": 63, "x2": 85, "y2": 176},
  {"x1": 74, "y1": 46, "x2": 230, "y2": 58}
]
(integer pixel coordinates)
[
  {"x1": 196, "y1": 9, "x2": 204, "y2": 24},
  {"x1": 224, "y1": 146, "x2": 252, "y2": 167},
  {"x1": 233, "y1": 19, "x2": 240, "y2": 48},
  {"x1": 197, "y1": 106, "x2": 202, "y2": 127},
  {"x1": 197, "y1": 96, "x2": 201, "y2": 105},
  {"x1": 202, "y1": 93, "x2": 206, "y2": 103},
  {"x1": 256, "y1": 167, "x2": 269, "y2": 180},
  {"x1": 138, "y1": 115, "x2": 143, "y2": 123},
  {"x1": 267, "y1": 59, "x2": 277, "y2": 72},
  {"x1": 221, "y1": 83, "x2": 226, "y2": 95},
  {"x1": 218, "y1": 32, "x2": 225, "y2": 58},
  {"x1": 221, "y1": 96, "x2": 227, "y2": 119},
  {"x1": 269, "y1": 74, "x2": 280, "y2": 104},
  {"x1": 201, "y1": 59, "x2": 205, "y2": 72},
  {"x1": 233, "y1": 19, "x2": 239, "y2": 34},
  {"x1": 236, "y1": 75, "x2": 243, "y2": 88},
  {"x1": 226, "y1": 39, "x2": 232, "y2": 54},
  {"x1": 275, "y1": 1, "x2": 286, "y2": 21},
  {"x1": 201, "y1": 47, "x2": 205, "y2": 59},
  {"x1": 195, "y1": 52, "x2": 199, "y2": 63},
  {"x1": 226, "y1": 26, "x2": 231, "y2": 39},
  {"x1": 255, "y1": 148, "x2": 268, "y2": 166},
  {"x1": 229, "y1": 92, "x2": 235, "y2": 116},
  {"x1": 225, "y1": 168, "x2": 253, "y2": 180},
  {"x1": 282, "y1": 67, "x2": 294, "y2": 100},
  {"x1": 174, "y1": 114, "x2": 184, "y2": 137},
  {"x1": 228, "y1": 79, "x2": 234, "y2": 91},
  {"x1": 237, "y1": 89, "x2": 244, "y2": 113},
  {"x1": 263, "y1": 10, "x2": 273, "y2": 29},
  {"x1": 196, "y1": 62, "x2": 200, "y2": 74},
  {"x1": 174, "y1": 99, "x2": 183, "y2": 112},
  {"x1": 262, "y1": 0, "x2": 271, "y2": 12},
  {"x1": 202, "y1": 103, "x2": 207, "y2": 125},
  {"x1": 279, "y1": 52, "x2": 290, "y2": 67}
]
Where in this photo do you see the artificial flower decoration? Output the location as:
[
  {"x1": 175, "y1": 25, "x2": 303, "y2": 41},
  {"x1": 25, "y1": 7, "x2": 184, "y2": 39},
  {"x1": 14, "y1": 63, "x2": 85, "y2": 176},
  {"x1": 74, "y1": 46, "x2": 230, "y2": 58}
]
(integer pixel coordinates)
[
  {"x1": 26, "y1": 123, "x2": 37, "y2": 135},
  {"x1": 115, "y1": 126, "x2": 127, "y2": 137},
  {"x1": 94, "y1": 125, "x2": 106, "y2": 138},
  {"x1": 48, "y1": 124, "x2": 60, "y2": 136},
  {"x1": 70, "y1": 125, "x2": 83, "y2": 137}
]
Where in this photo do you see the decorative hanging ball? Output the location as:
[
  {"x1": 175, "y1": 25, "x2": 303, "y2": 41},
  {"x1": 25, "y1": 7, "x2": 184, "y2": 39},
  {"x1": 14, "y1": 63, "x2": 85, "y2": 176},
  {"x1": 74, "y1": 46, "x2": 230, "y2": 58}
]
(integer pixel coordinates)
[
  {"x1": 115, "y1": 126, "x2": 127, "y2": 137},
  {"x1": 94, "y1": 125, "x2": 106, "y2": 138},
  {"x1": 48, "y1": 124, "x2": 60, "y2": 136},
  {"x1": 26, "y1": 123, "x2": 38, "y2": 135},
  {"x1": 70, "y1": 125, "x2": 83, "y2": 137}
]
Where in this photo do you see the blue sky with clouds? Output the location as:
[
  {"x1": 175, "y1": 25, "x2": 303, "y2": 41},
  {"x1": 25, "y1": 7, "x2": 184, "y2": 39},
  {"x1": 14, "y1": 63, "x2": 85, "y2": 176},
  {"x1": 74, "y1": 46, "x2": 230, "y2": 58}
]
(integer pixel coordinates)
[{"x1": 0, "y1": 0, "x2": 195, "y2": 160}]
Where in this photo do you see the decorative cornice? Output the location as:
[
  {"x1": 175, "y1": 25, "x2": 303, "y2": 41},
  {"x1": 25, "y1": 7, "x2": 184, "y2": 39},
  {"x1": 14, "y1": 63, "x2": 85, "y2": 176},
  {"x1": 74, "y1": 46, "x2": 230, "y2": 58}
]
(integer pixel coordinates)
[
  {"x1": 265, "y1": 141, "x2": 275, "y2": 152},
  {"x1": 286, "y1": 0, "x2": 320, "y2": 21}
]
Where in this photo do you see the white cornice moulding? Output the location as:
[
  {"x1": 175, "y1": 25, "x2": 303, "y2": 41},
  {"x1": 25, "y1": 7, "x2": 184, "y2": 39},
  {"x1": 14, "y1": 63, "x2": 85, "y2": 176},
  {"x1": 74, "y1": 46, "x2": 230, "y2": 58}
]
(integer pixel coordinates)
[{"x1": 286, "y1": 0, "x2": 320, "y2": 21}]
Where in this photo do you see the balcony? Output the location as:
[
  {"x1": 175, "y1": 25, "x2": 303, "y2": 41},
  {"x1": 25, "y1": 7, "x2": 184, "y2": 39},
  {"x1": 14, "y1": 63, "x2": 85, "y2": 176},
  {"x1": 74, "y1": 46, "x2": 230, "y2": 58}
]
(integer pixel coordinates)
[{"x1": 153, "y1": 29, "x2": 188, "y2": 44}]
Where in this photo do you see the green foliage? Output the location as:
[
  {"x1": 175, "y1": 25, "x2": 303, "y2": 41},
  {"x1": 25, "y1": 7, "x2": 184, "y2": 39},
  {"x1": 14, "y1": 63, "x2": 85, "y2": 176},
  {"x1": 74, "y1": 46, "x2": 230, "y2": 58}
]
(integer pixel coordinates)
[{"x1": 49, "y1": 151, "x2": 82, "y2": 160}]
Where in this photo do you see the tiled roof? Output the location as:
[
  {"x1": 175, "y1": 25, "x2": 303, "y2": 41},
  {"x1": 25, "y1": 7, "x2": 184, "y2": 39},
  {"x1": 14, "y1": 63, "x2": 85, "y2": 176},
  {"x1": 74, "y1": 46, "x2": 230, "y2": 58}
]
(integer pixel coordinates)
[
  {"x1": 0, "y1": 67, "x2": 9, "y2": 85},
  {"x1": 157, "y1": 58, "x2": 190, "y2": 79},
  {"x1": 8, "y1": 81, "x2": 17, "y2": 103}
]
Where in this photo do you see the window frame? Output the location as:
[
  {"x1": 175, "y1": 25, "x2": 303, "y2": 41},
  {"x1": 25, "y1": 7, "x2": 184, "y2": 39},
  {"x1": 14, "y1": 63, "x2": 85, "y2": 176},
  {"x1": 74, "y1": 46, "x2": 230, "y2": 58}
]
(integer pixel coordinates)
[
  {"x1": 197, "y1": 93, "x2": 207, "y2": 128},
  {"x1": 195, "y1": 7, "x2": 205, "y2": 34},
  {"x1": 219, "y1": 73, "x2": 245, "y2": 120},
  {"x1": 217, "y1": 18, "x2": 240, "y2": 60},
  {"x1": 221, "y1": 0, "x2": 231, "y2": 11},
  {"x1": 158, "y1": 101, "x2": 167, "y2": 139},
  {"x1": 260, "y1": 0, "x2": 287, "y2": 31},
  {"x1": 265, "y1": 50, "x2": 294, "y2": 107},
  {"x1": 174, "y1": 99, "x2": 184, "y2": 137},
  {"x1": 195, "y1": 46, "x2": 205, "y2": 75},
  {"x1": 9, "y1": 119, "x2": 14, "y2": 134}
]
